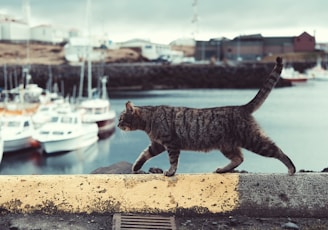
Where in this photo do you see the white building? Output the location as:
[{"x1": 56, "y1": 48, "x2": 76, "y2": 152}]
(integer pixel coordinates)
[
  {"x1": 0, "y1": 17, "x2": 29, "y2": 41},
  {"x1": 30, "y1": 25, "x2": 67, "y2": 44},
  {"x1": 64, "y1": 37, "x2": 105, "y2": 64},
  {"x1": 119, "y1": 39, "x2": 173, "y2": 60},
  {"x1": 170, "y1": 38, "x2": 196, "y2": 46}
]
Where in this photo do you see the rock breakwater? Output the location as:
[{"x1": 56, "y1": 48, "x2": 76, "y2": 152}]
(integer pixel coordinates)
[{"x1": 0, "y1": 63, "x2": 292, "y2": 96}]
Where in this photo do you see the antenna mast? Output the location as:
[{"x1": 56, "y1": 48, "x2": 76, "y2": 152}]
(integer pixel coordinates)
[
  {"x1": 22, "y1": 0, "x2": 31, "y2": 67},
  {"x1": 191, "y1": 0, "x2": 199, "y2": 39}
]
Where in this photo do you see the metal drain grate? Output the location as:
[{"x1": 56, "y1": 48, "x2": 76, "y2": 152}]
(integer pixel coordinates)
[{"x1": 112, "y1": 213, "x2": 176, "y2": 230}]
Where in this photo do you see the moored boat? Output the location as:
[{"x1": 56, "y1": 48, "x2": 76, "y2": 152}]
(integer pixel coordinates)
[
  {"x1": 80, "y1": 98, "x2": 116, "y2": 138},
  {"x1": 78, "y1": 64, "x2": 116, "y2": 138},
  {"x1": 0, "y1": 115, "x2": 39, "y2": 152},
  {"x1": 33, "y1": 110, "x2": 98, "y2": 154},
  {"x1": 0, "y1": 133, "x2": 3, "y2": 163},
  {"x1": 281, "y1": 66, "x2": 308, "y2": 83},
  {"x1": 32, "y1": 99, "x2": 71, "y2": 128},
  {"x1": 305, "y1": 58, "x2": 328, "y2": 81}
]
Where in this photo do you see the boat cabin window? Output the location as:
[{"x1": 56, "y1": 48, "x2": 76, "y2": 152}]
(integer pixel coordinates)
[
  {"x1": 61, "y1": 117, "x2": 72, "y2": 124},
  {"x1": 50, "y1": 117, "x2": 59, "y2": 123},
  {"x1": 7, "y1": 121, "x2": 20, "y2": 127},
  {"x1": 24, "y1": 121, "x2": 30, "y2": 127},
  {"x1": 53, "y1": 131, "x2": 64, "y2": 135},
  {"x1": 85, "y1": 108, "x2": 93, "y2": 114},
  {"x1": 39, "y1": 107, "x2": 50, "y2": 112},
  {"x1": 59, "y1": 116, "x2": 78, "y2": 124},
  {"x1": 95, "y1": 108, "x2": 103, "y2": 114}
]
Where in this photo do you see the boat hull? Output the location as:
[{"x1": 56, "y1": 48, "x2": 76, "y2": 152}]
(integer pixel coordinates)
[
  {"x1": 40, "y1": 129, "x2": 98, "y2": 154},
  {"x1": 82, "y1": 110, "x2": 116, "y2": 138},
  {"x1": 95, "y1": 118, "x2": 116, "y2": 138},
  {"x1": 35, "y1": 121, "x2": 99, "y2": 154},
  {"x1": 284, "y1": 78, "x2": 308, "y2": 83},
  {"x1": 0, "y1": 137, "x2": 3, "y2": 163},
  {"x1": 3, "y1": 136, "x2": 36, "y2": 152}
]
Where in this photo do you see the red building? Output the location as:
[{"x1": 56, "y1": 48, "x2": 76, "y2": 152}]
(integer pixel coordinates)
[{"x1": 293, "y1": 32, "x2": 315, "y2": 52}]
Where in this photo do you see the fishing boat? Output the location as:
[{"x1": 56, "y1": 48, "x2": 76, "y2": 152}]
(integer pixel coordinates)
[
  {"x1": 0, "y1": 133, "x2": 3, "y2": 164},
  {"x1": 76, "y1": 0, "x2": 116, "y2": 139},
  {"x1": 8, "y1": 67, "x2": 43, "y2": 103},
  {"x1": 281, "y1": 66, "x2": 308, "y2": 83},
  {"x1": 33, "y1": 110, "x2": 98, "y2": 154},
  {"x1": 0, "y1": 115, "x2": 39, "y2": 152},
  {"x1": 32, "y1": 98, "x2": 70, "y2": 128},
  {"x1": 79, "y1": 78, "x2": 116, "y2": 138},
  {"x1": 305, "y1": 58, "x2": 328, "y2": 81}
]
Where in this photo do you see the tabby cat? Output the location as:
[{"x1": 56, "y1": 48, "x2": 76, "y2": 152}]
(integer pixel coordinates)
[{"x1": 118, "y1": 57, "x2": 296, "y2": 176}]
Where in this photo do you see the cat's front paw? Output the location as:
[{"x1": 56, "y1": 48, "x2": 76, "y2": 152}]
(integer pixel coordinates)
[
  {"x1": 214, "y1": 168, "x2": 228, "y2": 173},
  {"x1": 164, "y1": 170, "x2": 176, "y2": 177},
  {"x1": 149, "y1": 167, "x2": 164, "y2": 174},
  {"x1": 132, "y1": 170, "x2": 146, "y2": 174}
]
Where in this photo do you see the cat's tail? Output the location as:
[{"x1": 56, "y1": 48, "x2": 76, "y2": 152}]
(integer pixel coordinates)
[{"x1": 242, "y1": 57, "x2": 283, "y2": 113}]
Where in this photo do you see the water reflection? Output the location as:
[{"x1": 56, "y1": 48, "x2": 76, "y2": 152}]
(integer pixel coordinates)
[
  {"x1": 0, "y1": 137, "x2": 112, "y2": 175},
  {"x1": 43, "y1": 143, "x2": 99, "y2": 174}
]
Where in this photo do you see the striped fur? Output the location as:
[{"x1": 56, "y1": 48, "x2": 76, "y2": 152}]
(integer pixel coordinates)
[{"x1": 118, "y1": 57, "x2": 296, "y2": 176}]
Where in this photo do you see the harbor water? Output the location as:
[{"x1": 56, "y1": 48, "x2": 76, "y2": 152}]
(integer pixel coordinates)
[{"x1": 1, "y1": 80, "x2": 328, "y2": 175}]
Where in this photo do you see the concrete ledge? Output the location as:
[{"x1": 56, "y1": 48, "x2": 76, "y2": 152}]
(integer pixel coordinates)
[{"x1": 0, "y1": 173, "x2": 327, "y2": 217}]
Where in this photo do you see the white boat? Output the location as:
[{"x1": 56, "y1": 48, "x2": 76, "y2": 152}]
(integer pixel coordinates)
[
  {"x1": 306, "y1": 58, "x2": 328, "y2": 81},
  {"x1": 75, "y1": 2, "x2": 116, "y2": 139},
  {"x1": 32, "y1": 99, "x2": 70, "y2": 128},
  {"x1": 9, "y1": 68, "x2": 43, "y2": 103},
  {"x1": 0, "y1": 133, "x2": 3, "y2": 164},
  {"x1": 33, "y1": 110, "x2": 98, "y2": 154},
  {"x1": 0, "y1": 115, "x2": 39, "y2": 152},
  {"x1": 79, "y1": 78, "x2": 116, "y2": 138},
  {"x1": 281, "y1": 66, "x2": 308, "y2": 83},
  {"x1": 80, "y1": 99, "x2": 116, "y2": 138}
]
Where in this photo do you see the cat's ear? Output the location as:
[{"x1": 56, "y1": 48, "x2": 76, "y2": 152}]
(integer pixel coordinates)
[{"x1": 126, "y1": 101, "x2": 134, "y2": 113}]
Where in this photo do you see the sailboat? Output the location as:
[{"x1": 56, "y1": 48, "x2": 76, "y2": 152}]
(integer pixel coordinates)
[
  {"x1": 79, "y1": 77, "x2": 116, "y2": 138},
  {"x1": 281, "y1": 65, "x2": 308, "y2": 83},
  {"x1": 78, "y1": 0, "x2": 116, "y2": 138},
  {"x1": 33, "y1": 109, "x2": 98, "y2": 154},
  {"x1": 306, "y1": 58, "x2": 328, "y2": 81},
  {"x1": 0, "y1": 132, "x2": 3, "y2": 164},
  {"x1": 1, "y1": 115, "x2": 39, "y2": 152}
]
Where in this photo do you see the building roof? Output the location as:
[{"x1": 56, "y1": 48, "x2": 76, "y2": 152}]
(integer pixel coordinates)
[{"x1": 233, "y1": 34, "x2": 263, "y2": 41}]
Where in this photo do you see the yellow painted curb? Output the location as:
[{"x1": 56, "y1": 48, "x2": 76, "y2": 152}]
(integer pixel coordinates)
[{"x1": 0, "y1": 174, "x2": 239, "y2": 214}]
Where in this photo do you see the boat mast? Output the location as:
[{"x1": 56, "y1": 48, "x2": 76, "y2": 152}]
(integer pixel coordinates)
[
  {"x1": 86, "y1": 0, "x2": 92, "y2": 99},
  {"x1": 101, "y1": 77, "x2": 108, "y2": 100}
]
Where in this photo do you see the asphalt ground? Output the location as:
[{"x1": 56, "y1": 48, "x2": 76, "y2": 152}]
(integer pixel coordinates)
[{"x1": 1, "y1": 212, "x2": 328, "y2": 229}]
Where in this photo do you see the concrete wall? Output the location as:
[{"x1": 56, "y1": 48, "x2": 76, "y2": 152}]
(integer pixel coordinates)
[{"x1": 0, "y1": 173, "x2": 327, "y2": 217}]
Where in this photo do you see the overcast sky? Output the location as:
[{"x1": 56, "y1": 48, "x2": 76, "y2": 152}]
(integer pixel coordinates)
[{"x1": 1, "y1": 0, "x2": 328, "y2": 44}]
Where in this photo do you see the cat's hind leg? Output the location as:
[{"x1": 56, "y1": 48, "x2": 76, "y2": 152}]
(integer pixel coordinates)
[
  {"x1": 132, "y1": 141, "x2": 165, "y2": 173},
  {"x1": 243, "y1": 134, "x2": 296, "y2": 175},
  {"x1": 215, "y1": 147, "x2": 244, "y2": 173}
]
